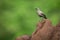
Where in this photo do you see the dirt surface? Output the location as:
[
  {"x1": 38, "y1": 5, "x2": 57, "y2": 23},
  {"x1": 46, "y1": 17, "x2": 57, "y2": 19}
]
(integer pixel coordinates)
[{"x1": 16, "y1": 19, "x2": 60, "y2": 40}]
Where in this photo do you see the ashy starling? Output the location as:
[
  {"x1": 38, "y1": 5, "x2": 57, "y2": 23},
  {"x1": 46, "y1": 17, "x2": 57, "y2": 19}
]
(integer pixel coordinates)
[{"x1": 36, "y1": 8, "x2": 47, "y2": 19}]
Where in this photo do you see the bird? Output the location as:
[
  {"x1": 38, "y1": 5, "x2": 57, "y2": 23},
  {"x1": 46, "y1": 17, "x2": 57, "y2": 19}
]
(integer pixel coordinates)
[{"x1": 35, "y1": 8, "x2": 47, "y2": 19}]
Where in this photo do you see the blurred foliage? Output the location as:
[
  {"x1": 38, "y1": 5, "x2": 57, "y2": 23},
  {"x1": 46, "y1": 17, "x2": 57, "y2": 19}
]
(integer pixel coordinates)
[{"x1": 0, "y1": 0, "x2": 60, "y2": 40}]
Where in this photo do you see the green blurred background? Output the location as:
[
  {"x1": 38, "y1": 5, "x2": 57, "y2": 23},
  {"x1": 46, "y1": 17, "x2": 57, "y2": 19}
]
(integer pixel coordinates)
[{"x1": 0, "y1": 0, "x2": 60, "y2": 40}]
